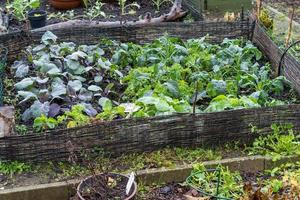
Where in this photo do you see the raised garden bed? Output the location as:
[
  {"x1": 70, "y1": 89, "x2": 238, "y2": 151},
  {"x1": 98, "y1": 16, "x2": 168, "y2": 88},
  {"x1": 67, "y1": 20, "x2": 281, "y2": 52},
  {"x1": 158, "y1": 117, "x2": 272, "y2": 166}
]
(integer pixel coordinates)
[
  {"x1": 0, "y1": 18, "x2": 299, "y2": 164},
  {"x1": 1, "y1": 3, "x2": 300, "y2": 199},
  {"x1": 0, "y1": 0, "x2": 201, "y2": 34}
]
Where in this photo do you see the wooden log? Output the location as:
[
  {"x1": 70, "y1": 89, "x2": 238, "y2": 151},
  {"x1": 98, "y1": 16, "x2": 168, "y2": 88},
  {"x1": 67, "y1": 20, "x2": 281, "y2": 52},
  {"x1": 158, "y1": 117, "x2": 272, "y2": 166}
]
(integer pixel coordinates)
[
  {"x1": 34, "y1": 0, "x2": 187, "y2": 32},
  {"x1": 0, "y1": 106, "x2": 15, "y2": 138}
]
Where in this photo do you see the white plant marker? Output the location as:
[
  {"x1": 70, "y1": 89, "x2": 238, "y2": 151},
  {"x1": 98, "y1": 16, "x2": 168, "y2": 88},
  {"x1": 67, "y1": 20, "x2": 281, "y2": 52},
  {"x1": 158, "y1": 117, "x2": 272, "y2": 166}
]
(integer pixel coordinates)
[{"x1": 126, "y1": 172, "x2": 135, "y2": 195}]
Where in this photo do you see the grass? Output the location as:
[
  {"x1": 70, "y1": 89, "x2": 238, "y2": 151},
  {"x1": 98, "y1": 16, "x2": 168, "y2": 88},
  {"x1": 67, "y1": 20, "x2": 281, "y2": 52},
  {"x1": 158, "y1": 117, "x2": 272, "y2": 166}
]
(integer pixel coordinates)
[{"x1": 0, "y1": 146, "x2": 225, "y2": 185}]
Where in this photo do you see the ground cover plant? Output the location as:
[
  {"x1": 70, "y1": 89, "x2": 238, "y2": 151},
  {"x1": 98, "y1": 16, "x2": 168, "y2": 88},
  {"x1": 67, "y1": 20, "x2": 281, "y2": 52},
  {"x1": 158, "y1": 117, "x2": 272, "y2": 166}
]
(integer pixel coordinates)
[
  {"x1": 145, "y1": 162, "x2": 300, "y2": 199},
  {"x1": 8, "y1": 31, "x2": 299, "y2": 134},
  {"x1": 141, "y1": 123, "x2": 300, "y2": 199},
  {"x1": 247, "y1": 123, "x2": 300, "y2": 161}
]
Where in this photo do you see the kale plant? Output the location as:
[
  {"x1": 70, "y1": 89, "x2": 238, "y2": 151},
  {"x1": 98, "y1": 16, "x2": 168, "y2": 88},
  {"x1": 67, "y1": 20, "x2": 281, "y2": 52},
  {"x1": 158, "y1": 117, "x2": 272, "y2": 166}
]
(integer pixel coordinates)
[
  {"x1": 12, "y1": 32, "x2": 296, "y2": 130},
  {"x1": 13, "y1": 31, "x2": 123, "y2": 122}
]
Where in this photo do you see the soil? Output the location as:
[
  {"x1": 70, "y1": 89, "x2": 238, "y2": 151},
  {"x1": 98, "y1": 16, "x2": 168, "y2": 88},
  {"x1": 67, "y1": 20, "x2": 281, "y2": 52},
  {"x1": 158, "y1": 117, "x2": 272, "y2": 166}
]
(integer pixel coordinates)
[
  {"x1": 77, "y1": 173, "x2": 130, "y2": 200},
  {"x1": 142, "y1": 184, "x2": 193, "y2": 200},
  {"x1": 1, "y1": 0, "x2": 179, "y2": 33}
]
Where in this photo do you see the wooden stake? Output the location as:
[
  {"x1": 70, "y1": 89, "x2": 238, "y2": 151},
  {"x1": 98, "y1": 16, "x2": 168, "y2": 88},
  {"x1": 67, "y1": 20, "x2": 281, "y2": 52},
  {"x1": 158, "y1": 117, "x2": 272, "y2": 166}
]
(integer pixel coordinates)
[
  {"x1": 285, "y1": 6, "x2": 295, "y2": 48},
  {"x1": 257, "y1": 0, "x2": 262, "y2": 18}
]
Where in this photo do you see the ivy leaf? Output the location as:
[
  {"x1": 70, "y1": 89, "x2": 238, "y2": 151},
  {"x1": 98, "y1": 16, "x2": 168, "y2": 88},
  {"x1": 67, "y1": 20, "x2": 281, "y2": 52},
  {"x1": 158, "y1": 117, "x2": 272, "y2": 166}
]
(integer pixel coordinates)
[
  {"x1": 41, "y1": 31, "x2": 58, "y2": 45},
  {"x1": 15, "y1": 78, "x2": 34, "y2": 90}
]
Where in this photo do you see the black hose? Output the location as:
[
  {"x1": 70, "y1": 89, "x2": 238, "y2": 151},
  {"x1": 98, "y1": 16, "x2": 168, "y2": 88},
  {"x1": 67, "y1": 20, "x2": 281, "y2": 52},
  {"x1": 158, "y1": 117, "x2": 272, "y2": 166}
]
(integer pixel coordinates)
[{"x1": 278, "y1": 40, "x2": 300, "y2": 76}]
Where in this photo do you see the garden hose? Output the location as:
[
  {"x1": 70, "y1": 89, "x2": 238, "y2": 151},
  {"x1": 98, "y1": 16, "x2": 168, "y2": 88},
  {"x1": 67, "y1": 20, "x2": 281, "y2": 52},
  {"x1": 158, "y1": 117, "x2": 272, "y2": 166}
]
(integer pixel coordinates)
[
  {"x1": 0, "y1": 45, "x2": 8, "y2": 106},
  {"x1": 278, "y1": 40, "x2": 300, "y2": 76},
  {"x1": 186, "y1": 168, "x2": 233, "y2": 200}
]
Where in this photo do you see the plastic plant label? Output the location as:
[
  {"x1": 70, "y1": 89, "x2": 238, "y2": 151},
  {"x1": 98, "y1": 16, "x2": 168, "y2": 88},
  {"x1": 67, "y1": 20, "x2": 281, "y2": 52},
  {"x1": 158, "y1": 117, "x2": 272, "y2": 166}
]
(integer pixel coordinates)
[{"x1": 126, "y1": 172, "x2": 135, "y2": 195}]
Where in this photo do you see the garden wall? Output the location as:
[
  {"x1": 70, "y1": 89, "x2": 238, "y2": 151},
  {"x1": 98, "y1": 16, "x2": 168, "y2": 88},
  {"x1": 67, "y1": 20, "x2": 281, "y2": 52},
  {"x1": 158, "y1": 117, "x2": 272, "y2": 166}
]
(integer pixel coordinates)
[{"x1": 1, "y1": 19, "x2": 300, "y2": 162}]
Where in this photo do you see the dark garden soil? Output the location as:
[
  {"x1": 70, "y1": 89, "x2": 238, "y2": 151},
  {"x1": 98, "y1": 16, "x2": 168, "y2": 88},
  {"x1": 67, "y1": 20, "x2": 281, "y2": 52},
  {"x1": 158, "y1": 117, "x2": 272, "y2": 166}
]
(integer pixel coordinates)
[
  {"x1": 77, "y1": 173, "x2": 129, "y2": 200},
  {"x1": 1, "y1": 0, "x2": 179, "y2": 33},
  {"x1": 142, "y1": 184, "x2": 192, "y2": 200}
]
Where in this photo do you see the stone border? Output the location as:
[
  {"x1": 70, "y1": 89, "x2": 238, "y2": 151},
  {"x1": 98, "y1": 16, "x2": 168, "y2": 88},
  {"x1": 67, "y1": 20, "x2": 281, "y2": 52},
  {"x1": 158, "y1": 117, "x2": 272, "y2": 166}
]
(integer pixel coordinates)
[{"x1": 0, "y1": 155, "x2": 299, "y2": 200}]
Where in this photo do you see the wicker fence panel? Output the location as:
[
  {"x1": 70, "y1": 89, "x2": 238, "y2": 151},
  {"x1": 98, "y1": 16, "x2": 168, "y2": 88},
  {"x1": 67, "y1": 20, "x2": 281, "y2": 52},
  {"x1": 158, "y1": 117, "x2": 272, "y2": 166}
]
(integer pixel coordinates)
[
  {"x1": 0, "y1": 105, "x2": 300, "y2": 162},
  {"x1": 1, "y1": 20, "x2": 251, "y2": 63},
  {"x1": 252, "y1": 21, "x2": 300, "y2": 94}
]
